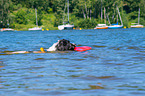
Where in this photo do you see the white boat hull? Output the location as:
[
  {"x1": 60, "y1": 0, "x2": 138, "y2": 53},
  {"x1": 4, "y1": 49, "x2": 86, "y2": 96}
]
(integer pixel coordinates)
[
  {"x1": 28, "y1": 27, "x2": 42, "y2": 31},
  {"x1": 94, "y1": 26, "x2": 108, "y2": 29},
  {"x1": 1, "y1": 28, "x2": 14, "y2": 31},
  {"x1": 108, "y1": 25, "x2": 123, "y2": 29},
  {"x1": 94, "y1": 24, "x2": 108, "y2": 29},
  {"x1": 58, "y1": 24, "x2": 74, "y2": 30},
  {"x1": 131, "y1": 25, "x2": 143, "y2": 28}
]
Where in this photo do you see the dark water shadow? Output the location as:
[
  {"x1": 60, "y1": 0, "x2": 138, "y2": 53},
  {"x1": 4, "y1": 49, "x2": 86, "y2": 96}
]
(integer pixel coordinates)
[
  {"x1": 34, "y1": 57, "x2": 70, "y2": 61},
  {"x1": 92, "y1": 45, "x2": 107, "y2": 48},
  {"x1": 27, "y1": 90, "x2": 67, "y2": 96},
  {"x1": 68, "y1": 83, "x2": 106, "y2": 91}
]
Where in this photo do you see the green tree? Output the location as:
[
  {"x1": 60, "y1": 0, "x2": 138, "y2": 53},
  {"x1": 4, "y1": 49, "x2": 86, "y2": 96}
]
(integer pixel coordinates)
[
  {"x1": 15, "y1": 8, "x2": 28, "y2": 24},
  {"x1": 0, "y1": 0, "x2": 12, "y2": 28},
  {"x1": 78, "y1": 18, "x2": 97, "y2": 29},
  {"x1": 140, "y1": 0, "x2": 145, "y2": 19},
  {"x1": 53, "y1": 0, "x2": 66, "y2": 26},
  {"x1": 1, "y1": 0, "x2": 145, "y2": 29}
]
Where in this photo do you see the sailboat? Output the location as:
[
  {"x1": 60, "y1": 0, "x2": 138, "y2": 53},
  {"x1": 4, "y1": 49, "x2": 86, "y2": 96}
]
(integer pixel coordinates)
[
  {"x1": 28, "y1": 8, "x2": 42, "y2": 31},
  {"x1": 108, "y1": 6, "x2": 123, "y2": 29},
  {"x1": 94, "y1": 0, "x2": 108, "y2": 29},
  {"x1": 94, "y1": 9, "x2": 108, "y2": 29},
  {"x1": 58, "y1": 0, "x2": 74, "y2": 30},
  {"x1": 131, "y1": 8, "x2": 143, "y2": 28},
  {"x1": 94, "y1": 24, "x2": 108, "y2": 29}
]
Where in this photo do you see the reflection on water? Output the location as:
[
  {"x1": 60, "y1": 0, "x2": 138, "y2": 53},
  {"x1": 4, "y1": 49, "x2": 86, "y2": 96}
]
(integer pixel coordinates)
[{"x1": 0, "y1": 28, "x2": 145, "y2": 96}]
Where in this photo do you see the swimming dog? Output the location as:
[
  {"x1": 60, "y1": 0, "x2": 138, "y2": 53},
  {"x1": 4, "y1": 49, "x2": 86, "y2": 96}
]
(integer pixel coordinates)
[
  {"x1": 47, "y1": 39, "x2": 76, "y2": 51},
  {"x1": 6, "y1": 39, "x2": 76, "y2": 54}
]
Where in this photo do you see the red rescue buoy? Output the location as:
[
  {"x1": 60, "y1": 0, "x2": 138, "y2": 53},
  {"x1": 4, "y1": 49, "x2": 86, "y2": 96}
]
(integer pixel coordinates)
[{"x1": 74, "y1": 46, "x2": 92, "y2": 52}]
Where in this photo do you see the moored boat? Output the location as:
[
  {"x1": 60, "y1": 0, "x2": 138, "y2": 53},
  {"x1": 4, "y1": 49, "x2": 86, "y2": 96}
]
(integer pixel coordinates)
[
  {"x1": 28, "y1": 8, "x2": 42, "y2": 31},
  {"x1": 94, "y1": 24, "x2": 108, "y2": 29},
  {"x1": 94, "y1": 2, "x2": 108, "y2": 30},
  {"x1": 131, "y1": 23, "x2": 143, "y2": 28},
  {"x1": 28, "y1": 27, "x2": 42, "y2": 31},
  {"x1": 131, "y1": 8, "x2": 144, "y2": 28},
  {"x1": 1, "y1": 28, "x2": 14, "y2": 31},
  {"x1": 58, "y1": 0, "x2": 74, "y2": 30},
  {"x1": 108, "y1": 6, "x2": 123, "y2": 29},
  {"x1": 108, "y1": 23, "x2": 123, "y2": 29},
  {"x1": 58, "y1": 24, "x2": 74, "y2": 30}
]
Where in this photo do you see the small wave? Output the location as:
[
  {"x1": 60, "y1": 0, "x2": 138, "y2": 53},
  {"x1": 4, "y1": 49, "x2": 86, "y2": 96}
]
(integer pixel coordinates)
[
  {"x1": 34, "y1": 58, "x2": 46, "y2": 60},
  {"x1": 127, "y1": 46, "x2": 140, "y2": 50},
  {"x1": 71, "y1": 59, "x2": 85, "y2": 61},
  {"x1": 93, "y1": 45, "x2": 107, "y2": 48},
  {"x1": 68, "y1": 83, "x2": 105, "y2": 90}
]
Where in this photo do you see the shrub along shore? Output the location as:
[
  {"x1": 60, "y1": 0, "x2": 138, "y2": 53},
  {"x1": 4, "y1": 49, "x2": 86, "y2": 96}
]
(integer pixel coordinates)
[{"x1": 0, "y1": 0, "x2": 145, "y2": 30}]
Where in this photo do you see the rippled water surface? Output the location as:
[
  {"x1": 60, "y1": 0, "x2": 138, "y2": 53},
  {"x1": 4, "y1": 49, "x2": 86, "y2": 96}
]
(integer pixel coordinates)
[{"x1": 0, "y1": 28, "x2": 145, "y2": 96}]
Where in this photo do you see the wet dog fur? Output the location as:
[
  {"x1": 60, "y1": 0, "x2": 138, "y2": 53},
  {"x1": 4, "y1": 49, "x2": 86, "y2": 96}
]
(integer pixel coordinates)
[{"x1": 47, "y1": 39, "x2": 76, "y2": 51}]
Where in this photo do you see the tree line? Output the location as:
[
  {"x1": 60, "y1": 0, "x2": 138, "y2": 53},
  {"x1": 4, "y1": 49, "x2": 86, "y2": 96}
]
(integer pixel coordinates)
[{"x1": 0, "y1": 0, "x2": 145, "y2": 30}]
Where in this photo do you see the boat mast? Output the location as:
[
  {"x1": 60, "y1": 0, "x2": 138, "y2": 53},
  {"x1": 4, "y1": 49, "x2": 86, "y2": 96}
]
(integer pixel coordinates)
[
  {"x1": 138, "y1": 8, "x2": 140, "y2": 25},
  {"x1": 117, "y1": 6, "x2": 118, "y2": 23},
  {"x1": 35, "y1": 8, "x2": 38, "y2": 27},
  {"x1": 104, "y1": 7, "x2": 106, "y2": 24},
  {"x1": 107, "y1": 13, "x2": 111, "y2": 25},
  {"x1": 117, "y1": 6, "x2": 123, "y2": 25},
  {"x1": 101, "y1": 0, "x2": 103, "y2": 21},
  {"x1": 67, "y1": 0, "x2": 69, "y2": 24},
  {"x1": 63, "y1": 1, "x2": 67, "y2": 25}
]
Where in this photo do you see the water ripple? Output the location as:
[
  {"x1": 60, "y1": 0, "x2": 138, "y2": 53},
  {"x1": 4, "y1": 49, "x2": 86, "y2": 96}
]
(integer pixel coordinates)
[{"x1": 1, "y1": 29, "x2": 145, "y2": 96}]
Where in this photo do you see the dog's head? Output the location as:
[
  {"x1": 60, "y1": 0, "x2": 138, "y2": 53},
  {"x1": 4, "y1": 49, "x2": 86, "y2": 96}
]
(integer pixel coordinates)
[{"x1": 56, "y1": 39, "x2": 76, "y2": 51}]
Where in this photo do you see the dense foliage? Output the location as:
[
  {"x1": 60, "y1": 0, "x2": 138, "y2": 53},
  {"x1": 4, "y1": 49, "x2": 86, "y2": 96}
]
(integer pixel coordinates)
[{"x1": 0, "y1": 0, "x2": 145, "y2": 30}]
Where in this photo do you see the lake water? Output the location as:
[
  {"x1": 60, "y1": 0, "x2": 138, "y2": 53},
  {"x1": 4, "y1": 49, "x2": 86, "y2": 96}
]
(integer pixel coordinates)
[{"x1": 0, "y1": 28, "x2": 145, "y2": 96}]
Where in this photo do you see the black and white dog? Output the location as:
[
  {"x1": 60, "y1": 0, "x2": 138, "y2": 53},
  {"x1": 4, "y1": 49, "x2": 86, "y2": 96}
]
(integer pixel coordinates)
[
  {"x1": 5, "y1": 39, "x2": 76, "y2": 54},
  {"x1": 46, "y1": 39, "x2": 76, "y2": 51}
]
